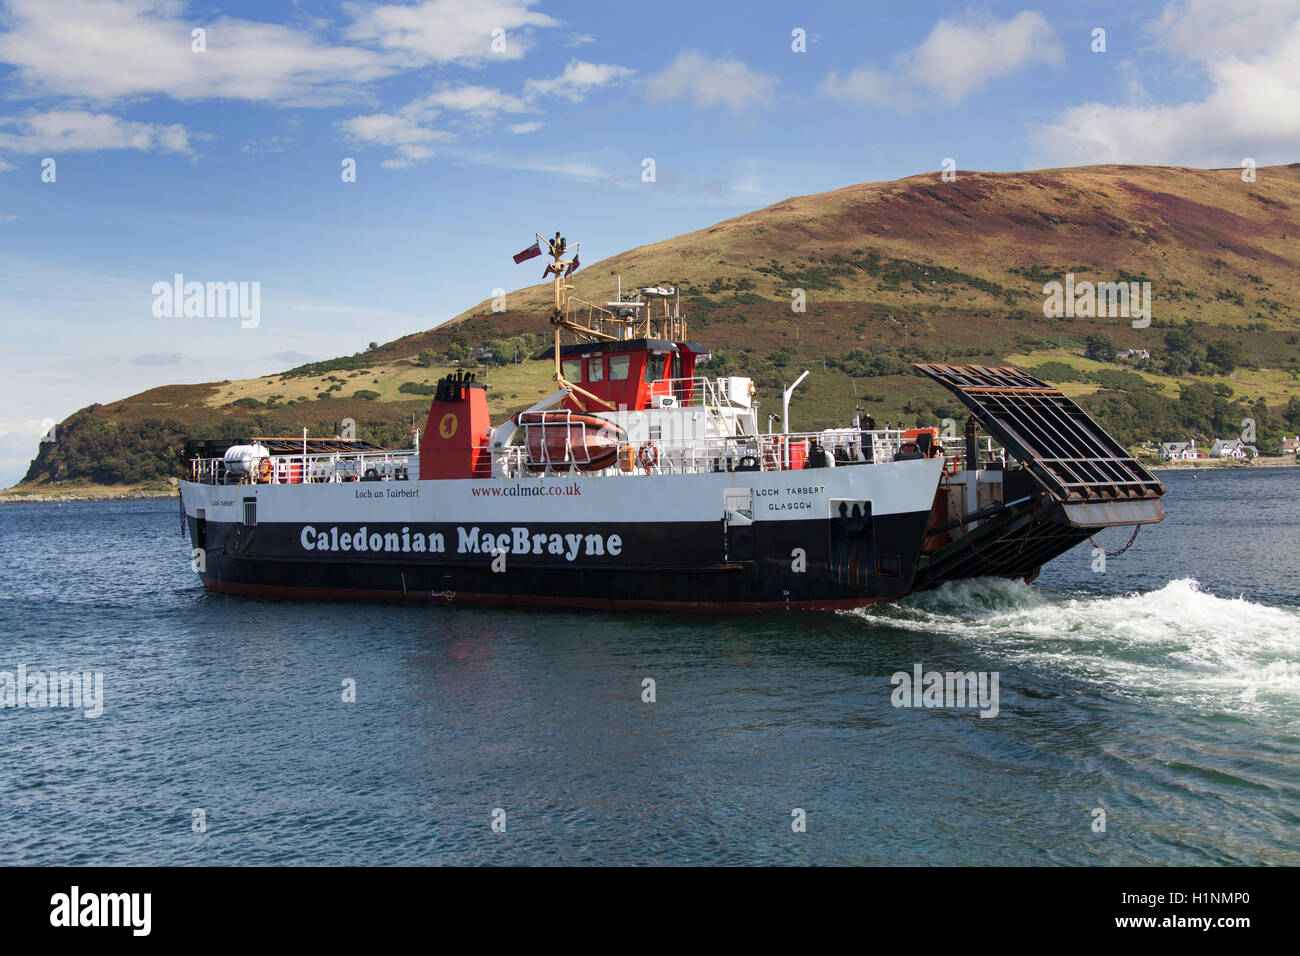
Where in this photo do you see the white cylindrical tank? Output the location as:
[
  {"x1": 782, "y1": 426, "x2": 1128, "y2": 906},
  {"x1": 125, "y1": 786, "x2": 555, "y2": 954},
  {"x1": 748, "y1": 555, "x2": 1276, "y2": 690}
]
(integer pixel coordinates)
[{"x1": 223, "y1": 443, "x2": 271, "y2": 477}]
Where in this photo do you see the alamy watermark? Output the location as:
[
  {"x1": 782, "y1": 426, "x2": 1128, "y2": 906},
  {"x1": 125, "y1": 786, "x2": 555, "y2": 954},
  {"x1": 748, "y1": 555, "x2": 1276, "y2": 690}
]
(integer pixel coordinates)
[
  {"x1": 152, "y1": 274, "x2": 260, "y2": 328},
  {"x1": 1, "y1": 665, "x2": 104, "y2": 718},
  {"x1": 891, "y1": 663, "x2": 999, "y2": 718},
  {"x1": 1042, "y1": 273, "x2": 1150, "y2": 328},
  {"x1": 50, "y1": 886, "x2": 150, "y2": 936}
]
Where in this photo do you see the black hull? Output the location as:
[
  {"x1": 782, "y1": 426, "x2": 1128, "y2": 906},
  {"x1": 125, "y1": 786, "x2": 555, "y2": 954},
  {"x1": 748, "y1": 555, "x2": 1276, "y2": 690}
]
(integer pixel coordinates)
[{"x1": 188, "y1": 512, "x2": 933, "y2": 611}]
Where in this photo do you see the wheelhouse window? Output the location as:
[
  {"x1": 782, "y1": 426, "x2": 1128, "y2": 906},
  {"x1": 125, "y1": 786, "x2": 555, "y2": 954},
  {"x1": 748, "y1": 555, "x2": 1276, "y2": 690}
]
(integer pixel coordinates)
[
  {"x1": 608, "y1": 355, "x2": 630, "y2": 380},
  {"x1": 562, "y1": 359, "x2": 583, "y2": 382},
  {"x1": 587, "y1": 356, "x2": 603, "y2": 382},
  {"x1": 643, "y1": 352, "x2": 670, "y2": 383}
]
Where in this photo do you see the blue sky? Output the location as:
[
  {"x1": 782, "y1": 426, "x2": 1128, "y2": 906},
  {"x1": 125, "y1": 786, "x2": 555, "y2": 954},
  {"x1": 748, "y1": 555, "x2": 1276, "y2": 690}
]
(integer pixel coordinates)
[{"x1": 2, "y1": 0, "x2": 1298, "y2": 485}]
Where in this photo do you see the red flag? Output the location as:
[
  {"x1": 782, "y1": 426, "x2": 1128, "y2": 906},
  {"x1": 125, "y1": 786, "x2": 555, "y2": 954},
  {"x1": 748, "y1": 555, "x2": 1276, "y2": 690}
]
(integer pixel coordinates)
[
  {"x1": 513, "y1": 241, "x2": 541, "y2": 264},
  {"x1": 564, "y1": 254, "x2": 580, "y2": 277}
]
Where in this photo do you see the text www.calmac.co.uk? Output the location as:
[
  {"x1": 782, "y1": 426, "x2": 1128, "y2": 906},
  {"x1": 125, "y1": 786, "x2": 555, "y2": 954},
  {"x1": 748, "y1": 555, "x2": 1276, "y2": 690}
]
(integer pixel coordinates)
[{"x1": 471, "y1": 483, "x2": 582, "y2": 497}]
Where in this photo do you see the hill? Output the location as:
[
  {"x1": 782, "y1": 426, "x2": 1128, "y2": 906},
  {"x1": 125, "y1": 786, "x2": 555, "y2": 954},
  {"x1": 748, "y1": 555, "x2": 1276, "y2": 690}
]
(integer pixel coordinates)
[{"x1": 15, "y1": 163, "x2": 1300, "y2": 491}]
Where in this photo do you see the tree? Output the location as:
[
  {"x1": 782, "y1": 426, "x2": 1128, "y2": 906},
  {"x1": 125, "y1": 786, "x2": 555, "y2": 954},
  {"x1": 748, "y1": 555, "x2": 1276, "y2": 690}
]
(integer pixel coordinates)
[
  {"x1": 1161, "y1": 351, "x2": 1190, "y2": 376},
  {"x1": 502, "y1": 335, "x2": 529, "y2": 364},
  {"x1": 1249, "y1": 398, "x2": 1281, "y2": 450},
  {"x1": 417, "y1": 348, "x2": 438, "y2": 367},
  {"x1": 1163, "y1": 328, "x2": 1195, "y2": 355},
  {"x1": 1286, "y1": 395, "x2": 1300, "y2": 428},
  {"x1": 446, "y1": 342, "x2": 468, "y2": 362},
  {"x1": 1160, "y1": 328, "x2": 1197, "y2": 375},
  {"x1": 483, "y1": 339, "x2": 511, "y2": 366},
  {"x1": 1083, "y1": 331, "x2": 1114, "y2": 362},
  {"x1": 1205, "y1": 339, "x2": 1242, "y2": 375}
]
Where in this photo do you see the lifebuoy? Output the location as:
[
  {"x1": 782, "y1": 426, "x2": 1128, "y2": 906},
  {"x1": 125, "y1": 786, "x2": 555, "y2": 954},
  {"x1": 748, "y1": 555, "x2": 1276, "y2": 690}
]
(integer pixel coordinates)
[
  {"x1": 636, "y1": 442, "x2": 659, "y2": 471},
  {"x1": 257, "y1": 458, "x2": 272, "y2": 482}
]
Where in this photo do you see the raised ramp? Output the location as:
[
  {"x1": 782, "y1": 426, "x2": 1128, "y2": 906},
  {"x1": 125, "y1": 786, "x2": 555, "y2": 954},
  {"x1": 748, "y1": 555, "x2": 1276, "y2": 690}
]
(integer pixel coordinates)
[
  {"x1": 913, "y1": 363, "x2": 1165, "y2": 523},
  {"x1": 911, "y1": 363, "x2": 1165, "y2": 589}
]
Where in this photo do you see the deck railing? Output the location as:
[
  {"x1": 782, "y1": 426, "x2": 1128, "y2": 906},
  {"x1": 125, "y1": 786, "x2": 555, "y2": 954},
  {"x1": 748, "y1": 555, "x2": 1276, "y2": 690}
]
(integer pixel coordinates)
[
  {"x1": 187, "y1": 431, "x2": 1007, "y2": 485},
  {"x1": 189, "y1": 449, "x2": 417, "y2": 486},
  {"x1": 489, "y1": 428, "x2": 939, "y2": 478},
  {"x1": 645, "y1": 376, "x2": 737, "y2": 408}
]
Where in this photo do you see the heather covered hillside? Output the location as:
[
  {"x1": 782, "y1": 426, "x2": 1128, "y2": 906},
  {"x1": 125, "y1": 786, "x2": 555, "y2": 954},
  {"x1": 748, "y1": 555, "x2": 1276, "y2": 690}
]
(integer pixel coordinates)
[{"x1": 17, "y1": 163, "x2": 1300, "y2": 490}]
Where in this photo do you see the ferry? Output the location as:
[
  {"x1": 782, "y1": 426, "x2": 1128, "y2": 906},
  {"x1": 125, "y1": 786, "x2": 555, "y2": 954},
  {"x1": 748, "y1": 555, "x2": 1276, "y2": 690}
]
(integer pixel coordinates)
[{"x1": 179, "y1": 234, "x2": 950, "y2": 611}]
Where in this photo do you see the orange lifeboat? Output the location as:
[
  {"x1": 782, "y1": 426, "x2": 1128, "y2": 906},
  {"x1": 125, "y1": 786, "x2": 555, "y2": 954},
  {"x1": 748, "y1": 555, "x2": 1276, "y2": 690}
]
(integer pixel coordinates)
[{"x1": 515, "y1": 411, "x2": 627, "y2": 472}]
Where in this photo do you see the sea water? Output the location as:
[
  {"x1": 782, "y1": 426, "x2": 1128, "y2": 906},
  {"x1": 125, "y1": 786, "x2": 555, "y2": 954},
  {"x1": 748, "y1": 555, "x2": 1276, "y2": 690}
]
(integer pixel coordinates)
[{"x1": 0, "y1": 467, "x2": 1295, "y2": 864}]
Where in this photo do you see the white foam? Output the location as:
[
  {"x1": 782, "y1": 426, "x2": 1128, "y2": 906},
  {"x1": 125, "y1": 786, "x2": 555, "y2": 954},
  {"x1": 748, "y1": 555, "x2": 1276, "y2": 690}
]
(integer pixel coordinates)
[{"x1": 850, "y1": 578, "x2": 1300, "y2": 719}]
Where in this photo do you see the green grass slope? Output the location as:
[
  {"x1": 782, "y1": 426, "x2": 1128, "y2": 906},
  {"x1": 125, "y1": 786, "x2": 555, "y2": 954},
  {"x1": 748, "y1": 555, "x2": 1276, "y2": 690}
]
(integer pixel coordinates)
[{"x1": 16, "y1": 163, "x2": 1300, "y2": 490}]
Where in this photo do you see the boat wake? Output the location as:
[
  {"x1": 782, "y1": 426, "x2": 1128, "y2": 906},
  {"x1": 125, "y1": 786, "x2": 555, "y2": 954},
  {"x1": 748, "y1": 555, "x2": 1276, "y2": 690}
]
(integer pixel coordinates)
[{"x1": 849, "y1": 578, "x2": 1300, "y2": 720}]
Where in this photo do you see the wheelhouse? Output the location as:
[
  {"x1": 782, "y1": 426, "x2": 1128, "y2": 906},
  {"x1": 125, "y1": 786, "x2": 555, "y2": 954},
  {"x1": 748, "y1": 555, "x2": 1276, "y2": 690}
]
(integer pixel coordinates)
[{"x1": 557, "y1": 338, "x2": 711, "y2": 411}]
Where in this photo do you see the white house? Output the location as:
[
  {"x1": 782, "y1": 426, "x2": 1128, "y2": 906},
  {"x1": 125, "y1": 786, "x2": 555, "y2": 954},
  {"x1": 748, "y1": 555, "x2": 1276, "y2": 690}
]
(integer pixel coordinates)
[
  {"x1": 1210, "y1": 438, "x2": 1253, "y2": 459},
  {"x1": 1159, "y1": 440, "x2": 1197, "y2": 460},
  {"x1": 1117, "y1": 348, "x2": 1151, "y2": 360},
  {"x1": 1276, "y1": 436, "x2": 1300, "y2": 456}
]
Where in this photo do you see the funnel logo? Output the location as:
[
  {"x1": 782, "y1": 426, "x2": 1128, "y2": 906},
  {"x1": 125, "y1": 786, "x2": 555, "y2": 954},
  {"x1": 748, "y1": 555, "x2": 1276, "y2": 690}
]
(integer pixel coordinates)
[{"x1": 439, "y1": 413, "x2": 458, "y2": 439}]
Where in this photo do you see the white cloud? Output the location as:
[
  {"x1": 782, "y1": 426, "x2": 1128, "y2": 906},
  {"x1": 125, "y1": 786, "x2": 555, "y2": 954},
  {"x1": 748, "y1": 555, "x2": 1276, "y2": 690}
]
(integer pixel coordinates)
[
  {"x1": 336, "y1": 95, "x2": 463, "y2": 167},
  {"x1": 645, "y1": 51, "x2": 775, "y2": 110},
  {"x1": 496, "y1": 155, "x2": 609, "y2": 182},
  {"x1": 0, "y1": 213, "x2": 18, "y2": 221},
  {"x1": 337, "y1": 112, "x2": 449, "y2": 167},
  {"x1": 336, "y1": 112, "x2": 443, "y2": 148},
  {"x1": 241, "y1": 134, "x2": 295, "y2": 154},
  {"x1": 0, "y1": 0, "x2": 401, "y2": 107},
  {"x1": 451, "y1": 148, "x2": 615, "y2": 184},
  {"x1": 565, "y1": 33, "x2": 596, "y2": 48},
  {"x1": 1150, "y1": 0, "x2": 1300, "y2": 57},
  {"x1": 344, "y1": 0, "x2": 557, "y2": 63},
  {"x1": 823, "y1": 10, "x2": 1060, "y2": 108},
  {"x1": 382, "y1": 144, "x2": 437, "y2": 169},
  {"x1": 0, "y1": 110, "x2": 195, "y2": 154},
  {"x1": 0, "y1": 419, "x2": 54, "y2": 438},
  {"x1": 525, "y1": 60, "x2": 634, "y2": 101},
  {"x1": 337, "y1": 83, "x2": 538, "y2": 167},
  {"x1": 417, "y1": 85, "x2": 531, "y2": 117},
  {"x1": 1034, "y1": 12, "x2": 1300, "y2": 166},
  {"x1": 0, "y1": 157, "x2": 14, "y2": 172},
  {"x1": 342, "y1": 60, "x2": 633, "y2": 167}
]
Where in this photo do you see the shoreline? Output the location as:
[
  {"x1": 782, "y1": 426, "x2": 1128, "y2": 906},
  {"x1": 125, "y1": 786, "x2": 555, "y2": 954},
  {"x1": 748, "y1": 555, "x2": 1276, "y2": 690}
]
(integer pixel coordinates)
[
  {"x1": 1146, "y1": 459, "x2": 1297, "y2": 472},
  {"x1": 0, "y1": 487, "x2": 179, "y2": 504}
]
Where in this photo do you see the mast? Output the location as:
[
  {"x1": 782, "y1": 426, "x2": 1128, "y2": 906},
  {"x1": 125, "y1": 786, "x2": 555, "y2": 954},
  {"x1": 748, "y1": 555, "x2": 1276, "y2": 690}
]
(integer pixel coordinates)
[
  {"x1": 514, "y1": 232, "x2": 688, "y2": 412},
  {"x1": 531, "y1": 231, "x2": 612, "y2": 412}
]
